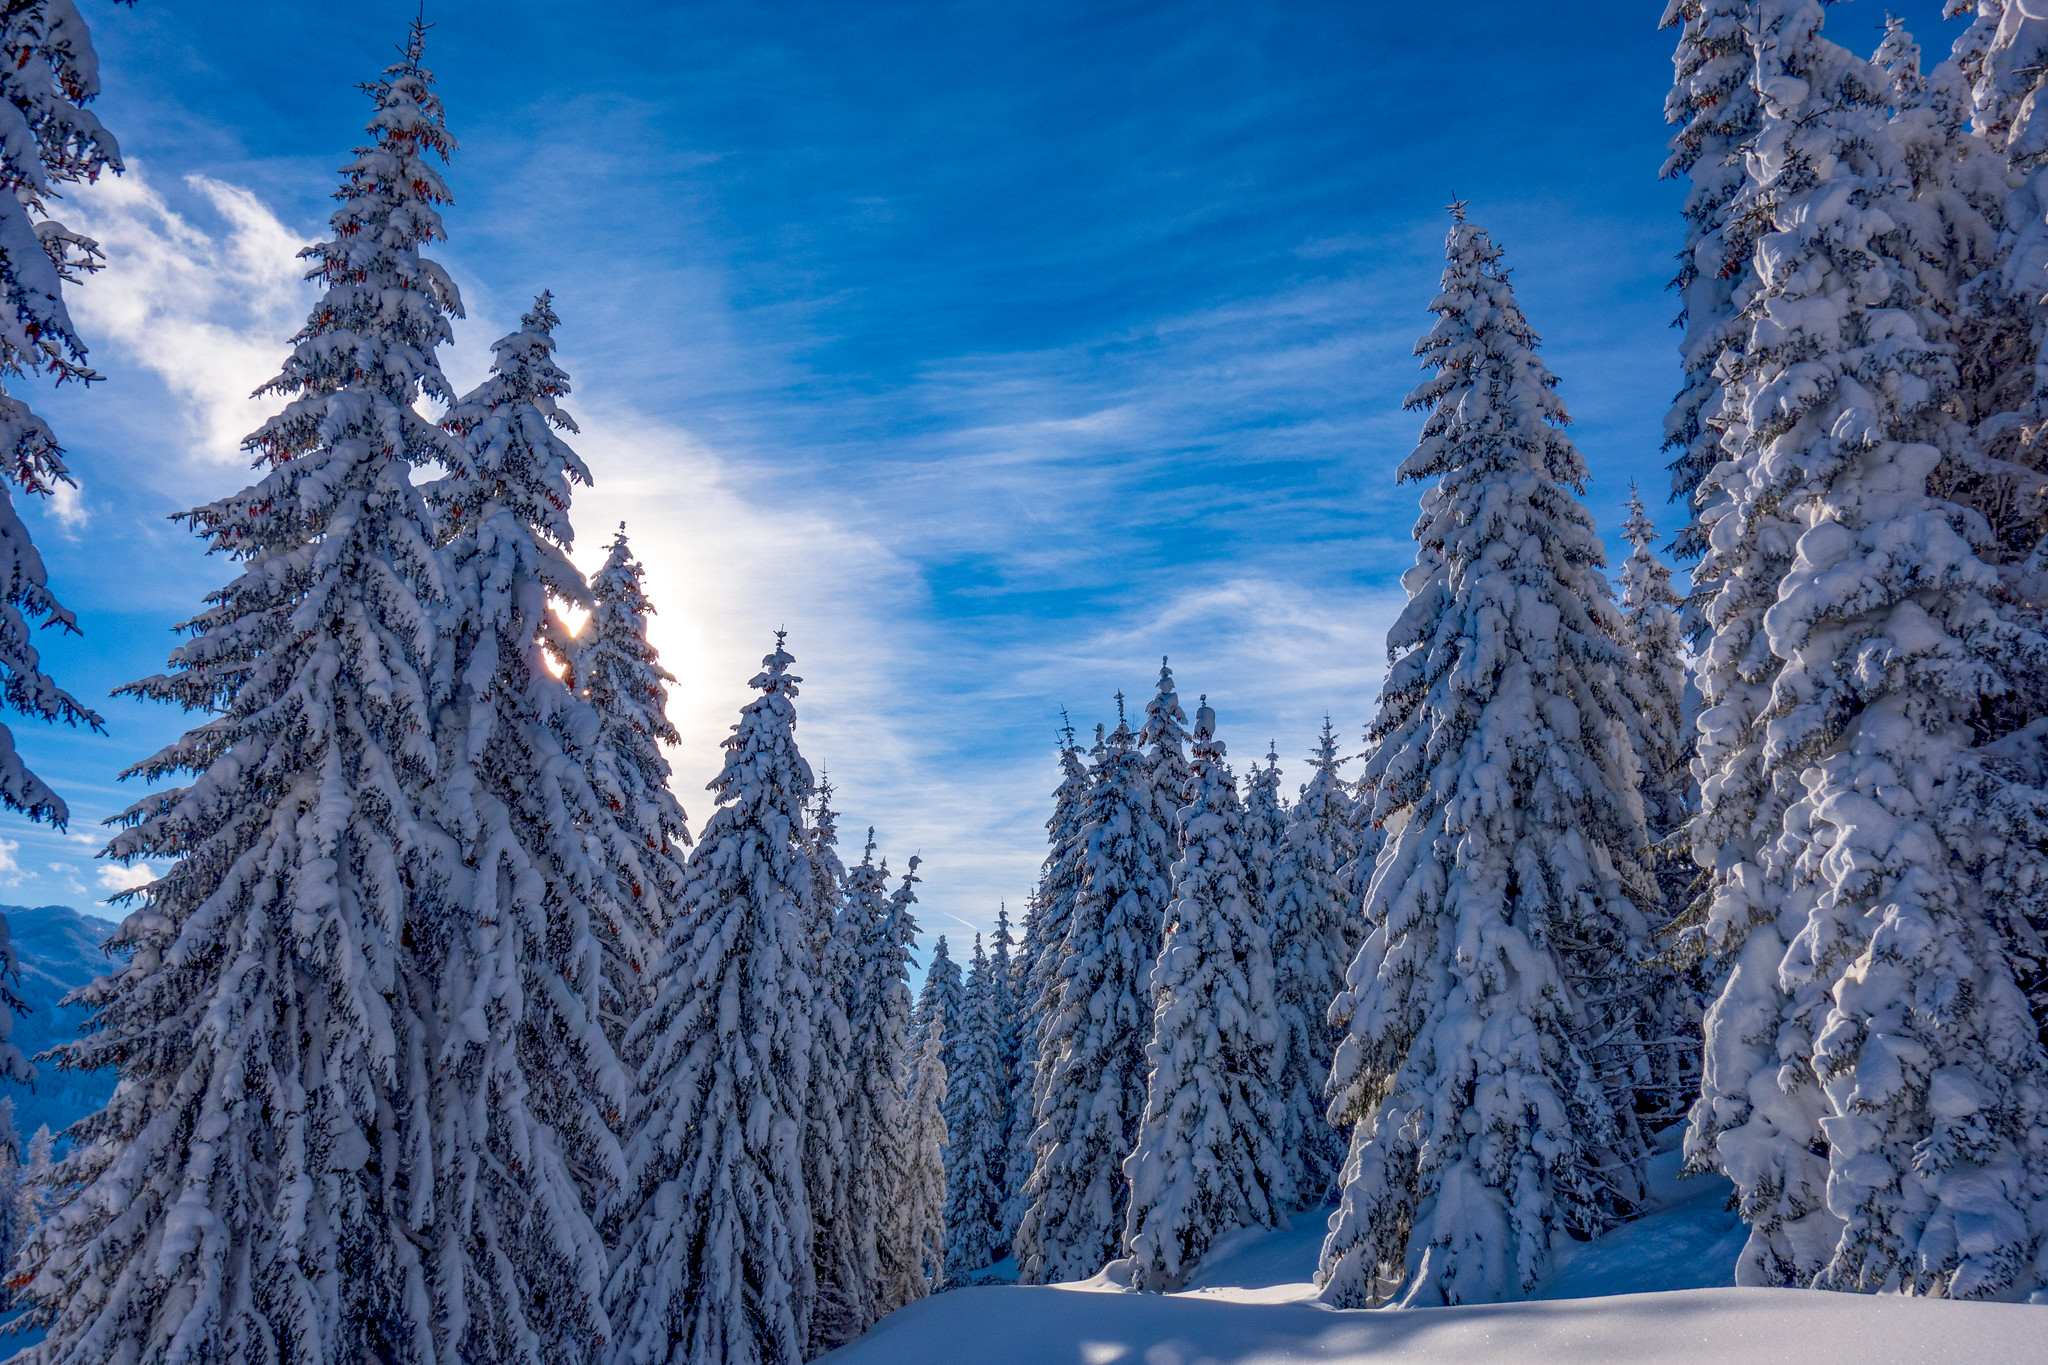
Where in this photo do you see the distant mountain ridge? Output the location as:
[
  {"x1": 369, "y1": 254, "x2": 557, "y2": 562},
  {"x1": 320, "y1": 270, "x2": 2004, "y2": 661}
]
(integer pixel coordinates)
[{"x1": 1, "y1": 904, "x2": 121, "y2": 1141}]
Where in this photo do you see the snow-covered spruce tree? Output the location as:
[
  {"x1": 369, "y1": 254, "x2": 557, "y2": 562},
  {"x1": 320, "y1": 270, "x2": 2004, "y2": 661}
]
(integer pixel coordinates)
[
  {"x1": 1679, "y1": 6, "x2": 2048, "y2": 1300},
  {"x1": 1015, "y1": 709, "x2": 1174, "y2": 1284},
  {"x1": 1616, "y1": 486, "x2": 1703, "y2": 1124},
  {"x1": 1005, "y1": 721, "x2": 1092, "y2": 1266},
  {"x1": 873, "y1": 855, "x2": 931, "y2": 1315},
  {"x1": 1242, "y1": 742, "x2": 1285, "y2": 916},
  {"x1": 1317, "y1": 210, "x2": 1657, "y2": 1309},
  {"x1": 1268, "y1": 718, "x2": 1355, "y2": 1207},
  {"x1": 1124, "y1": 698, "x2": 1287, "y2": 1293},
  {"x1": 944, "y1": 934, "x2": 1008, "y2": 1280},
  {"x1": 429, "y1": 290, "x2": 629, "y2": 1359},
  {"x1": 576, "y1": 523, "x2": 692, "y2": 1034},
  {"x1": 1141, "y1": 662, "x2": 1194, "y2": 856},
  {"x1": 914, "y1": 934, "x2": 964, "y2": 1065},
  {"x1": 1660, "y1": 0, "x2": 1760, "y2": 561},
  {"x1": 811, "y1": 836, "x2": 892, "y2": 1350},
  {"x1": 983, "y1": 904, "x2": 1019, "y2": 1251},
  {"x1": 0, "y1": 0, "x2": 121, "y2": 829},
  {"x1": 609, "y1": 635, "x2": 817, "y2": 1365},
  {"x1": 11, "y1": 1120, "x2": 48, "y2": 1269},
  {"x1": 1619, "y1": 487, "x2": 1692, "y2": 841},
  {"x1": 12, "y1": 33, "x2": 479, "y2": 1362},
  {"x1": 900, "y1": 998, "x2": 950, "y2": 1300},
  {"x1": 802, "y1": 778, "x2": 862, "y2": 1359}
]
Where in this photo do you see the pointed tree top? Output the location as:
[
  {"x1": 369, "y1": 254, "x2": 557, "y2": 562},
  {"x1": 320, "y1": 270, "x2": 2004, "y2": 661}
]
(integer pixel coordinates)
[
  {"x1": 1114, "y1": 690, "x2": 1127, "y2": 725},
  {"x1": 404, "y1": 7, "x2": 432, "y2": 66},
  {"x1": 1622, "y1": 487, "x2": 1657, "y2": 551},
  {"x1": 1058, "y1": 705, "x2": 1076, "y2": 750},
  {"x1": 753, "y1": 632, "x2": 799, "y2": 694},
  {"x1": 1447, "y1": 196, "x2": 1468, "y2": 222},
  {"x1": 522, "y1": 290, "x2": 560, "y2": 334}
]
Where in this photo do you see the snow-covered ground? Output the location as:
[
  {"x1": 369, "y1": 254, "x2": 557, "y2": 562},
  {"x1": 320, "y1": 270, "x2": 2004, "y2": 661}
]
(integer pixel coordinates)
[{"x1": 826, "y1": 1141, "x2": 2043, "y2": 1363}]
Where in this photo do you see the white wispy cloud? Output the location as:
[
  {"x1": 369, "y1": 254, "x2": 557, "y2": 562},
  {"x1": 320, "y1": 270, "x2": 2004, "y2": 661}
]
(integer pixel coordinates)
[{"x1": 62, "y1": 166, "x2": 315, "y2": 468}]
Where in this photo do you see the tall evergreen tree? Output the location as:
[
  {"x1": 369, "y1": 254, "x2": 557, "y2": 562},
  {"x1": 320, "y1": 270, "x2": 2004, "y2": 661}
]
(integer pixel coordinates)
[
  {"x1": 14, "y1": 32, "x2": 476, "y2": 1361},
  {"x1": 1007, "y1": 721, "x2": 1092, "y2": 1262},
  {"x1": 900, "y1": 997, "x2": 950, "y2": 1302},
  {"x1": 1660, "y1": 0, "x2": 1760, "y2": 561},
  {"x1": 430, "y1": 291, "x2": 621, "y2": 1360},
  {"x1": 1684, "y1": 5, "x2": 2048, "y2": 1299},
  {"x1": 1123, "y1": 698, "x2": 1287, "y2": 1293},
  {"x1": 1140, "y1": 662, "x2": 1193, "y2": 854},
  {"x1": 1618, "y1": 487, "x2": 1692, "y2": 841},
  {"x1": 0, "y1": 0, "x2": 119, "y2": 827},
  {"x1": 802, "y1": 779, "x2": 862, "y2": 1358},
  {"x1": 811, "y1": 836, "x2": 893, "y2": 1349},
  {"x1": 576, "y1": 524, "x2": 692, "y2": 1035},
  {"x1": 609, "y1": 635, "x2": 817, "y2": 1365},
  {"x1": 1319, "y1": 211, "x2": 1657, "y2": 1309},
  {"x1": 1269, "y1": 718, "x2": 1354, "y2": 1206},
  {"x1": 984, "y1": 904, "x2": 1020, "y2": 1250},
  {"x1": 1015, "y1": 708, "x2": 1172, "y2": 1284},
  {"x1": 913, "y1": 934, "x2": 963, "y2": 1066},
  {"x1": 873, "y1": 855, "x2": 931, "y2": 1315},
  {"x1": 1242, "y1": 742, "x2": 1285, "y2": 917},
  {"x1": 1616, "y1": 486, "x2": 1702, "y2": 1124},
  {"x1": 944, "y1": 934, "x2": 1008, "y2": 1280}
]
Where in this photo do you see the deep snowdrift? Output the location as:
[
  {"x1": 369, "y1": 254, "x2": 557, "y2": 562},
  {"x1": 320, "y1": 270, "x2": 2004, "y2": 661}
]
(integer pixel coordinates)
[{"x1": 826, "y1": 1142, "x2": 2042, "y2": 1363}]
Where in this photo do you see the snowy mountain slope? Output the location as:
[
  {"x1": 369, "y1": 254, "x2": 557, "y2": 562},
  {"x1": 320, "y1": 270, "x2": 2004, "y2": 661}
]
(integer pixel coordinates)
[
  {"x1": 1, "y1": 904, "x2": 118, "y2": 1140},
  {"x1": 826, "y1": 1142, "x2": 2033, "y2": 1363}
]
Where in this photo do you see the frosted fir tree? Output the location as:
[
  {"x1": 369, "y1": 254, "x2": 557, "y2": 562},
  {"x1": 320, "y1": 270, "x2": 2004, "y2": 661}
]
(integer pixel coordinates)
[
  {"x1": 10, "y1": 1119, "x2": 48, "y2": 1267},
  {"x1": 801, "y1": 778, "x2": 862, "y2": 1359},
  {"x1": 1015, "y1": 708, "x2": 1174, "y2": 1284},
  {"x1": 1242, "y1": 742, "x2": 1286, "y2": 916},
  {"x1": 1615, "y1": 487, "x2": 1703, "y2": 1123},
  {"x1": 873, "y1": 856, "x2": 932, "y2": 1315},
  {"x1": 944, "y1": 935, "x2": 1009, "y2": 1279},
  {"x1": 1141, "y1": 662, "x2": 1194, "y2": 851},
  {"x1": 609, "y1": 635, "x2": 817, "y2": 1365},
  {"x1": 1874, "y1": 15, "x2": 2042, "y2": 578},
  {"x1": 900, "y1": 998, "x2": 950, "y2": 1299},
  {"x1": 1267, "y1": 718, "x2": 1355, "y2": 1206},
  {"x1": 12, "y1": 32, "x2": 479, "y2": 1362},
  {"x1": 428, "y1": 291, "x2": 626, "y2": 1360},
  {"x1": 982, "y1": 904, "x2": 1020, "y2": 1250},
  {"x1": 1124, "y1": 698, "x2": 1287, "y2": 1293},
  {"x1": 1318, "y1": 210, "x2": 1658, "y2": 1309},
  {"x1": 0, "y1": 0, "x2": 120, "y2": 828},
  {"x1": 576, "y1": 523, "x2": 692, "y2": 1030},
  {"x1": 1682, "y1": 5, "x2": 2048, "y2": 1299},
  {"x1": 1618, "y1": 487, "x2": 1691, "y2": 840},
  {"x1": 914, "y1": 934, "x2": 964, "y2": 1066},
  {"x1": 1659, "y1": 0, "x2": 1760, "y2": 560},
  {"x1": 1006, "y1": 719, "x2": 1093, "y2": 1262},
  {"x1": 809, "y1": 835, "x2": 890, "y2": 1352}
]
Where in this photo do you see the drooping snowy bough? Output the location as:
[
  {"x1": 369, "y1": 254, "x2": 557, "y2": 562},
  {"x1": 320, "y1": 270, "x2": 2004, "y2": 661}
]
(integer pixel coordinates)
[{"x1": 1318, "y1": 210, "x2": 1657, "y2": 1309}]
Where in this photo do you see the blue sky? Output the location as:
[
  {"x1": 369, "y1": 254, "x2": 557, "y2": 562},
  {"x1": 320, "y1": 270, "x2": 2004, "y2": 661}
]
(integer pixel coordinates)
[{"x1": 3, "y1": 0, "x2": 1948, "y2": 949}]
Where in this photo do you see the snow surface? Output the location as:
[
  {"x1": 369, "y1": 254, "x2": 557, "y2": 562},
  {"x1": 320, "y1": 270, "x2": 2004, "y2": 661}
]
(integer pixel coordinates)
[{"x1": 823, "y1": 1144, "x2": 2042, "y2": 1363}]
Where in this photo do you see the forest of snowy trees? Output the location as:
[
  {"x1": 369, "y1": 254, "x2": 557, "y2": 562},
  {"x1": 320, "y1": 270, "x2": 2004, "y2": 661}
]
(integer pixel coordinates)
[{"x1": 0, "y1": 1, "x2": 2039, "y2": 1363}]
